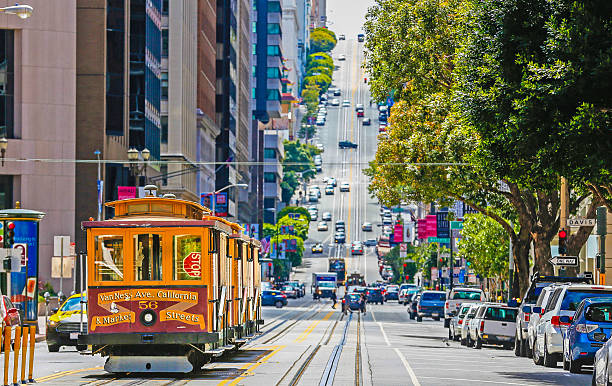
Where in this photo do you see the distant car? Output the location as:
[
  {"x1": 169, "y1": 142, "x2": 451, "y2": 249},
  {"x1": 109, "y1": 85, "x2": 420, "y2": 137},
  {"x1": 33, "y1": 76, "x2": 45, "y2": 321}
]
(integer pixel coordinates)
[
  {"x1": 335, "y1": 221, "x2": 345, "y2": 231},
  {"x1": 310, "y1": 186, "x2": 322, "y2": 198},
  {"x1": 444, "y1": 287, "x2": 486, "y2": 328},
  {"x1": 316, "y1": 119, "x2": 325, "y2": 126},
  {"x1": 355, "y1": 104, "x2": 364, "y2": 111},
  {"x1": 338, "y1": 54, "x2": 346, "y2": 61},
  {"x1": 417, "y1": 291, "x2": 447, "y2": 322},
  {"x1": 471, "y1": 303, "x2": 518, "y2": 350},
  {"x1": 308, "y1": 194, "x2": 318, "y2": 203},
  {"x1": 342, "y1": 100, "x2": 350, "y2": 107},
  {"x1": 317, "y1": 221, "x2": 328, "y2": 231},
  {"x1": 339, "y1": 34, "x2": 345, "y2": 40},
  {"x1": 357, "y1": 33, "x2": 365, "y2": 42},
  {"x1": 311, "y1": 243, "x2": 323, "y2": 254},
  {"x1": 366, "y1": 288, "x2": 384, "y2": 304},
  {"x1": 379, "y1": 114, "x2": 388, "y2": 123},
  {"x1": 334, "y1": 232, "x2": 346, "y2": 244},
  {"x1": 345, "y1": 293, "x2": 363, "y2": 311},
  {"x1": 364, "y1": 239, "x2": 377, "y2": 247},
  {"x1": 282, "y1": 285, "x2": 298, "y2": 299},
  {"x1": 379, "y1": 125, "x2": 387, "y2": 133},
  {"x1": 385, "y1": 285, "x2": 400, "y2": 301},
  {"x1": 309, "y1": 211, "x2": 317, "y2": 221},
  {"x1": 351, "y1": 242, "x2": 364, "y2": 255},
  {"x1": 461, "y1": 303, "x2": 483, "y2": 346},
  {"x1": 340, "y1": 182, "x2": 350, "y2": 192},
  {"x1": 334, "y1": 89, "x2": 341, "y2": 96},
  {"x1": 362, "y1": 117, "x2": 371, "y2": 125},
  {"x1": 322, "y1": 211, "x2": 332, "y2": 221},
  {"x1": 331, "y1": 98, "x2": 340, "y2": 106},
  {"x1": 339, "y1": 140, "x2": 358, "y2": 149},
  {"x1": 407, "y1": 294, "x2": 420, "y2": 319},
  {"x1": 328, "y1": 177, "x2": 337, "y2": 187},
  {"x1": 357, "y1": 110, "x2": 364, "y2": 117},
  {"x1": 261, "y1": 290, "x2": 288, "y2": 308},
  {"x1": 325, "y1": 185, "x2": 334, "y2": 195},
  {"x1": 316, "y1": 143, "x2": 324, "y2": 151},
  {"x1": 362, "y1": 222, "x2": 373, "y2": 231}
]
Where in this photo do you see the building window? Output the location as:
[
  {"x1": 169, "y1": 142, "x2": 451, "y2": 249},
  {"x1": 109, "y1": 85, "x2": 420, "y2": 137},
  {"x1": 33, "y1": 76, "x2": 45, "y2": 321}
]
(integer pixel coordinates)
[
  {"x1": 252, "y1": 65, "x2": 256, "y2": 77},
  {"x1": 264, "y1": 148, "x2": 276, "y2": 159},
  {"x1": 252, "y1": 21, "x2": 256, "y2": 33},
  {"x1": 267, "y1": 23, "x2": 281, "y2": 34},
  {"x1": 0, "y1": 175, "x2": 12, "y2": 209},
  {"x1": 264, "y1": 173, "x2": 277, "y2": 183},
  {"x1": 252, "y1": 88, "x2": 256, "y2": 99},
  {"x1": 266, "y1": 89, "x2": 281, "y2": 101},
  {"x1": 162, "y1": 0, "x2": 169, "y2": 15},
  {"x1": 267, "y1": 45, "x2": 281, "y2": 56},
  {"x1": 162, "y1": 29, "x2": 168, "y2": 57},
  {"x1": 268, "y1": 1, "x2": 281, "y2": 12},
  {"x1": 267, "y1": 67, "x2": 281, "y2": 79},
  {"x1": 252, "y1": 44, "x2": 256, "y2": 55},
  {"x1": 161, "y1": 72, "x2": 168, "y2": 99},
  {"x1": 0, "y1": 30, "x2": 14, "y2": 139},
  {"x1": 106, "y1": 0, "x2": 125, "y2": 136},
  {"x1": 161, "y1": 116, "x2": 168, "y2": 144}
]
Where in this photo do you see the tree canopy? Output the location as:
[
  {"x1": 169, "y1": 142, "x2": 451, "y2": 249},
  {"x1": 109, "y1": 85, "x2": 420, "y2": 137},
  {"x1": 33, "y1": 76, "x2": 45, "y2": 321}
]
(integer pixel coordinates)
[{"x1": 310, "y1": 29, "x2": 337, "y2": 53}]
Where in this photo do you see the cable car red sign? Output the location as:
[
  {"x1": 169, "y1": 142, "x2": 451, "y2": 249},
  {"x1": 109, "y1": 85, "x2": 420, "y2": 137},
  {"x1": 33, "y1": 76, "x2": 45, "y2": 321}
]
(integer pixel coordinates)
[{"x1": 183, "y1": 252, "x2": 202, "y2": 277}]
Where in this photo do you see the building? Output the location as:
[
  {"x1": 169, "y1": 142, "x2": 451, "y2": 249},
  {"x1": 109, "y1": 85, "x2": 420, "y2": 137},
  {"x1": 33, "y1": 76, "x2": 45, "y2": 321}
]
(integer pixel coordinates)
[
  {"x1": 75, "y1": 0, "x2": 162, "y2": 247},
  {"x1": 0, "y1": 0, "x2": 77, "y2": 293},
  {"x1": 263, "y1": 131, "x2": 284, "y2": 223}
]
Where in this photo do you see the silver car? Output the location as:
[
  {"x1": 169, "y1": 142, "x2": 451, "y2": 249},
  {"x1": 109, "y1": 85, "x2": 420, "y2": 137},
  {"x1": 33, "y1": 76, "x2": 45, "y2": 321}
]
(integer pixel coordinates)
[
  {"x1": 593, "y1": 337, "x2": 612, "y2": 386},
  {"x1": 449, "y1": 304, "x2": 471, "y2": 341},
  {"x1": 460, "y1": 303, "x2": 482, "y2": 346},
  {"x1": 527, "y1": 285, "x2": 559, "y2": 359}
]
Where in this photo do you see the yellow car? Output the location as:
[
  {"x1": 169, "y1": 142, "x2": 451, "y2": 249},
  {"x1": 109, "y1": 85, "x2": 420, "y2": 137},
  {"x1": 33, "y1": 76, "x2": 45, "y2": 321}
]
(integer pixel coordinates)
[
  {"x1": 46, "y1": 292, "x2": 87, "y2": 352},
  {"x1": 311, "y1": 243, "x2": 323, "y2": 254}
]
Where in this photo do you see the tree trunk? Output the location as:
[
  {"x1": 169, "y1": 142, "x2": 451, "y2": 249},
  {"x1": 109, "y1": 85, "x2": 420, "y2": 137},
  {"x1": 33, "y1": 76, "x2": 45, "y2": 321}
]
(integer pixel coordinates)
[
  {"x1": 513, "y1": 228, "x2": 532, "y2": 298},
  {"x1": 533, "y1": 233, "x2": 554, "y2": 276}
]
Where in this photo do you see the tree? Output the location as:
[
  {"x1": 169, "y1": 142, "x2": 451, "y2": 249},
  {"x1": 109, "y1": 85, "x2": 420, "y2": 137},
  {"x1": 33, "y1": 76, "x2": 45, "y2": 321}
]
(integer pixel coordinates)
[
  {"x1": 282, "y1": 140, "x2": 316, "y2": 177},
  {"x1": 310, "y1": 29, "x2": 337, "y2": 53},
  {"x1": 306, "y1": 52, "x2": 333, "y2": 72},
  {"x1": 306, "y1": 66, "x2": 333, "y2": 79},
  {"x1": 278, "y1": 206, "x2": 311, "y2": 221},
  {"x1": 304, "y1": 74, "x2": 332, "y2": 93},
  {"x1": 312, "y1": 27, "x2": 337, "y2": 43},
  {"x1": 281, "y1": 171, "x2": 300, "y2": 204}
]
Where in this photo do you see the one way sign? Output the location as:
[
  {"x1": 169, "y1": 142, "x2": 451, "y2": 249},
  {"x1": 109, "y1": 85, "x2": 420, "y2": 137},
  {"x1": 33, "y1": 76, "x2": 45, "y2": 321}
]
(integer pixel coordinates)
[{"x1": 549, "y1": 256, "x2": 579, "y2": 267}]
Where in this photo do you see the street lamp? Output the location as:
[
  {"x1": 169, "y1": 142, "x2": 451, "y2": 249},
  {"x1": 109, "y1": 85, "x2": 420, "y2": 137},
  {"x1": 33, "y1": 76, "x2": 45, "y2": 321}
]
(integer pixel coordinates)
[
  {"x1": 0, "y1": 137, "x2": 7, "y2": 166},
  {"x1": 0, "y1": 4, "x2": 33, "y2": 19},
  {"x1": 209, "y1": 183, "x2": 248, "y2": 216},
  {"x1": 127, "y1": 148, "x2": 151, "y2": 185}
]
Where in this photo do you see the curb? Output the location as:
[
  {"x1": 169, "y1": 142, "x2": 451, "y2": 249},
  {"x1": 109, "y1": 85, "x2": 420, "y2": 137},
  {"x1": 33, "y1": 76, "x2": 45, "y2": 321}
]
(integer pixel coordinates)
[{"x1": 35, "y1": 335, "x2": 45, "y2": 343}]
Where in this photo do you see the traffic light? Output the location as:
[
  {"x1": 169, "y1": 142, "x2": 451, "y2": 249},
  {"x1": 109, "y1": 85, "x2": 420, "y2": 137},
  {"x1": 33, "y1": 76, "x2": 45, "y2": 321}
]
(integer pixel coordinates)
[
  {"x1": 558, "y1": 228, "x2": 567, "y2": 255},
  {"x1": 405, "y1": 275, "x2": 410, "y2": 281},
  {"x1": 5, "y1": 221, "x2": 15, "y2": 247},
  {"x1": 403, "y1": 263, "x2": 407, "y2": 269}
]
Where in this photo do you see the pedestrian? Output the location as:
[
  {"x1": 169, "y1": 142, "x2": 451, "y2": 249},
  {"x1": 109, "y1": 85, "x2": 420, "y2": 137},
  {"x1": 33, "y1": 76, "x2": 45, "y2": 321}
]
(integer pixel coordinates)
[
  {"x1": 330, "y1": 291, "x2": 337, "y2": 309},
  {"x1": 360, "y1": 293, "x2": 366, "y2": 313},
  {"x1": 314, "y1": 285, "x2": 320, "y2": 301}
]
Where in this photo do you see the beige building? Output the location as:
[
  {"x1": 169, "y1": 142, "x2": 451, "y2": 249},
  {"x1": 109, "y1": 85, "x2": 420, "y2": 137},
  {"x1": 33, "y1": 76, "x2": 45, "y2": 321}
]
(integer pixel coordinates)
[{"x1": 0, "y1": 1, "x2": 77, "y2": 293}]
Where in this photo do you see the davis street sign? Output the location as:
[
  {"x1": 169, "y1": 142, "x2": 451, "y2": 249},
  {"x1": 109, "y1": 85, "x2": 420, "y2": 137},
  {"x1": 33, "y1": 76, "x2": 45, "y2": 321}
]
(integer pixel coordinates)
[
  {"x1": 549, "y1": 256, "x2": 579, "y2": 267},
  {"x1": 567, "y1": 218, "x2": 596, "y2": 227}
]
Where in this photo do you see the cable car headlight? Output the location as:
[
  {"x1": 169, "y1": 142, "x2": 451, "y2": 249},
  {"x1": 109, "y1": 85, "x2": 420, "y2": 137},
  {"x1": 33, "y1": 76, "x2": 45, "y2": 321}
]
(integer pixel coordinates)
[{"x1": 140, "y1": 309, "x2": 157, "y2": 327}]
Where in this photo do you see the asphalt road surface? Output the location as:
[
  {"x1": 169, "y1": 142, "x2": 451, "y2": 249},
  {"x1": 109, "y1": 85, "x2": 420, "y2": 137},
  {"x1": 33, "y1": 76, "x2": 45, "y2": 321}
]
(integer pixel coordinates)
[{"x1": 22, "y1": 36, "x2": 591, "y2": 386}]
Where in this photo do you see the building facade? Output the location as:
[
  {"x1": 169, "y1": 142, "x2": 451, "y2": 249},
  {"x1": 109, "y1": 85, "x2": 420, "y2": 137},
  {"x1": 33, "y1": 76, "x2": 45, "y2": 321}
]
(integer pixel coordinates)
[
  {"x1": 263, "y1": 130, "x2": 283, "y2": 223},
  {"x1": 0, "y1": 0, "x2": 77, "y2": 293}
]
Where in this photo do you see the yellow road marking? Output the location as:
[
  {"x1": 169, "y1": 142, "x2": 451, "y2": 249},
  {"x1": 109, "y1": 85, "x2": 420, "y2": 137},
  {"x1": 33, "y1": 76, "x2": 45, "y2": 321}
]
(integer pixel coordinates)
[
  {"x1": 218, "y1": 345, "x2": 286, "y2": 386},
  {"x1": 294, "y1": 310, "x2": 336, "y2": 343},
  {"x1": 36, "y1": 366, "x2": 104, "y2": 383},
  {"x1": 346, "y1": 40, "x2": 359, "y2": 260}
]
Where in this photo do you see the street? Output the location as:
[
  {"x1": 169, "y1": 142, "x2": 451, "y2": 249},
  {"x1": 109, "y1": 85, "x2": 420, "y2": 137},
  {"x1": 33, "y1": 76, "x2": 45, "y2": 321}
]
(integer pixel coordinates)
[{"x1": 22, "y1": 35, "x2": 590, "y2": 386}]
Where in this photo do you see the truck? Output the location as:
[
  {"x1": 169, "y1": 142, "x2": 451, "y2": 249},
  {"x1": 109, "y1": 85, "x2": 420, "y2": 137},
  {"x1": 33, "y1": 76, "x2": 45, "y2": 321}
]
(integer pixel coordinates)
[
  {"x1": 328, "y1": 258, "x2": 346, "y2": 286},
  {"x1": 443, "y1": 287, "x2": 487, "y2": 328},
  {"x1": 312, "y1": 272, "x2": 337, "y2": 299}
]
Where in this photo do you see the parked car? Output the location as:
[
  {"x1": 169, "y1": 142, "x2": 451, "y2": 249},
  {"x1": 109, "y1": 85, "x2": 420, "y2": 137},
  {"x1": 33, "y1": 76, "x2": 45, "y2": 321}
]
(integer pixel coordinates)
[
  {"x1": 338, "y1": 140, "x2": 358, "y2": 149},
  {"x1": 533, "y1": 284, "x2": 612, "y2": 368},
  {"x1": 261, "y1": 290, "x2": 288, "y2": 308},
  {"x1": 408, "y1": 294, "x2": 421, "y2": 320},
  {"x1": 282, "y1": 285, "x2": 298, "y2": 299},
  {"x1": 340, "y1": 182, "x2": 350, "y2": 192},
  {"x1": 334, "y1": 89, "x2": 341, "y2": 96},
  {"x1": 449, "y1": 304, "x2": 472, "y2": 341},
  {"x1": 515, "y1": 274, "x2": 592, "y2": 358},
  {"x1": 357, "y1": 33, "x2": 365, "y2": 42},
  {"x1": 593, "y1": 334, "x2": 612, "y2": 385},
  {"x1": 338, "y1": 54, "x2": 346, "y2": 61},
  {"x1": 461, "y1": 303, "x2": 483, "y2": 346},
  {"x1": 361, "y1": 222, "x2": 373, "y2": 232},
  {"x1": 366, "y1": 288, "x2": 384, "y2": 304},
  {"x1": 45, "y1": 292, "x2": 86, "y2": 352},
  {"x1": 417, "y1": 291, "x2": 446, "y2": 322},
  {"x1": 563, "y1": 297, "x2": 612, "y2": 373},
  {"x1": 470, "y1": 303, "x2": 518, "y2": 350},
  {"x1": 362, "y1": 117, "x2": 371, "y2": 126},
  {"x1": 385, "y1": 285, "x2": 400, "y2": 301},
  {"x1": 527, "y1": 284, "x2": 559, "y2": 360},
  {"x1": 398, "y1": 289, "x2": 410, "y2": 305},
  {"x1": 339, "y1": 34, "x2": 345, "y2": 40},
  {"x1": 444, "y1": 287, "x2": 486, "y2": 328},
  {"x1": 317, "y1": 221, "x2": 328, "y2": 231},
  {"x1": 311, "y1": 243, "x2": 323, "y2": 254}
]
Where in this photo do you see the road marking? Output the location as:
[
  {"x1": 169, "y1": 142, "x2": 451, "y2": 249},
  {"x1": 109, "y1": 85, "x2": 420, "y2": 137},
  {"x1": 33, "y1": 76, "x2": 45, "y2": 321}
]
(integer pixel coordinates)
[
  {"x1": 218, "y1": 345, "x2": 286, "y2": 386},
  {"x1": 36, "y1": 366, "x2": 104, "y2": 383},
  {"x1": 377, "y1": 322, "x2": 391, "y2": 346},
  {"x1": 417, "y1": 376, "x2": 536, "y2": 385},
  {"x1": 295, "y1": 310, "x2": 336, "y2": 343},
  {"x1": 393, "y1": 348, "x2": 421, "y2": 386}
]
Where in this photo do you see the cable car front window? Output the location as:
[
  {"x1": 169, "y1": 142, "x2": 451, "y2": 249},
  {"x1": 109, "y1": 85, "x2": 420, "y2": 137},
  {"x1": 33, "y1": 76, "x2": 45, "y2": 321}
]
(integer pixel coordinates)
[
  {"x1": 134, "y1": 234, "x2": 163, "y2": 281},
  {"x1": 94, "y1": 235, "x2": 124, "y2": 281}
]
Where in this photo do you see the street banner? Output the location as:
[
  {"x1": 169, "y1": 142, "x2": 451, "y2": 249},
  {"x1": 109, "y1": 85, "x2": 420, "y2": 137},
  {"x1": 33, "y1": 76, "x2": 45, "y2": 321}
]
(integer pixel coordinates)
[
  {"x1": 394, "y1": 223, "x2": 404, "y2": 243},
  {"x1": 425, "y1": 215, "x2": 437, "y2": 238},
  {"x1": 436, "y1": 210, "x2": 450, "y2": 238},
  {"x1": 431, "y1": 267, "x2": 438, "y2": 279},
  {"x1": 118, "y1": 186, "x2": 137, "y2": 200},
  {"x1": 417, "y1": 219, "x2": 427, "y2": 239}
]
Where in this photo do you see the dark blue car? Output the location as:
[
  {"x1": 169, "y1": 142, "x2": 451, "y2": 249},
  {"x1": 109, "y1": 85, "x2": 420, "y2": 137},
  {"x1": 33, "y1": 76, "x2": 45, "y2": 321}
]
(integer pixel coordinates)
[
  {"x1": 417, "y1": 291, "x2": 446, "y2": 322},
  {"x1": 366, "y1": 288, "x2": 384, "y2": 304},
  {"x1": 345, "y1": 293, "x2": 363, "y2": 311},
  {"x1": 261, "y1": 290, "x2": 288, "y2": 308},
  {"x1": 563, "y1": 297, "x2": 612, "y2": 373}
]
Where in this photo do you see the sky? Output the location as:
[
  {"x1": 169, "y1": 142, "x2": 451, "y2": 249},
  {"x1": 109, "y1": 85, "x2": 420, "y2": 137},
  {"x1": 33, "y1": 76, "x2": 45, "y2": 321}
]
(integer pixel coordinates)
[{"x1": 326, "y1": 0, "x2": 376, "y2": 38}]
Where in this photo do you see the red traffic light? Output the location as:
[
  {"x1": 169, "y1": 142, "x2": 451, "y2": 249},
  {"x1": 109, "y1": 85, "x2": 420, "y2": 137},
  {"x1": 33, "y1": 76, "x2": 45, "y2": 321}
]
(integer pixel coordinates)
[
  {"x1": 268, "y1": 262, "x2": 272, "y2": 268},
  {"x1": 403, "y1": 263, "x2": 407, "y2": 268},
  {"x1": 405, "y1": 275, "x2": 409, "y2": 281},
  {"x1": 439, "y1": 258, "x2": 443, "y2": 263},
  {"x1": 558, "y1": 229, "x2": 567, "y2": 239},
  {"x1": 7, "y1": 222, "x2": 15, "y2": 230}
]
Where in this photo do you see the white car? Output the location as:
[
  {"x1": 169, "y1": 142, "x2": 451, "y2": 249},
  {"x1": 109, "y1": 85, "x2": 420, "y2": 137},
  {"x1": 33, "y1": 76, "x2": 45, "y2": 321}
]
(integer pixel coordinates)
[
  {"x1": 322, "y1": 211, "x2": 332, "y2": 221},
  {"x1": 331, "y1": 99, "x2": 340, "y2": 106},
  {"x1": 461, "y1": 303, "x2": 483, "y2": 346},
  {"x1": 470, "y1": 303, "x2": 518, "y2": 350},
  {"x1": 527, "y1": 284, "x2": 558, "y2": 360},
  {"x1": 340, "y1": 182, "x2": 350, "y2": 192},
  {"x1": 342, "y1": 100, "x2": 350, "y2": 107},
  {"x1": 317, "y1": 222, "x2": 328, "y2": 231}
]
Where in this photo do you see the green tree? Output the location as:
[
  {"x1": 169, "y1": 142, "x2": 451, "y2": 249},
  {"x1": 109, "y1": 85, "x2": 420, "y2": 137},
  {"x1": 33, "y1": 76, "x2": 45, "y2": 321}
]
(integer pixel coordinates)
[
  {"x1": 282, "y1": 140, "x2": 316, "y2": 177},
  {"x1": 306, "y1": 52, "x2": 333, "y2": 72},
  {"x1": 278, "y1": 206, "x2": 311, "y2": 221},
  {"x1": 306, "y1": 66, "x2": 333, "y2": 79},
  {"x1": 310, "y1": 29, "x2": 337, "y2": 53},
  {"x1": 312, "y1": 27, "x2": 337, "y2": 43},
  {"x1": 281, "y1": 171, "x2": 300, "y2": 204},
  {"x1": 304, "y1": 74, "x2": 332, "y2": 93}
]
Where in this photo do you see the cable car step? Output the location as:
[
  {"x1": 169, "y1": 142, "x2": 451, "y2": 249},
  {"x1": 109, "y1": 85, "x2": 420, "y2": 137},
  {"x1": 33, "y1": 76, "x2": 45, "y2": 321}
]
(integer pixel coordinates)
[
  {"x1": 204, "y1": 348, "x2": 225, "y2": 357},
  {"x1": 234, "y1": 338, "x2": 248, "y2": 344},
  {"x1": 105, "y1": 355, "x2": 192, "y2": 373},
  {"x1": 221, "y1": 344, "x2": 235, "y2": 350}
]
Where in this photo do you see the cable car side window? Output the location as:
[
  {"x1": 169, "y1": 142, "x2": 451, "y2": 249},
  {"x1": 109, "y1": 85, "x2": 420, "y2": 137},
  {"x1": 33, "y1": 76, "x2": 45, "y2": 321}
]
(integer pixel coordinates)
[
  {"x1": 173, "y1": 235, "x2": 202, "y2": 280},
  {"x1": 134, "y1": 233, "x2": 163, "y2": 281},
  {"x1": 94, "y1": 235, "x2": 124, "y2": 281}
]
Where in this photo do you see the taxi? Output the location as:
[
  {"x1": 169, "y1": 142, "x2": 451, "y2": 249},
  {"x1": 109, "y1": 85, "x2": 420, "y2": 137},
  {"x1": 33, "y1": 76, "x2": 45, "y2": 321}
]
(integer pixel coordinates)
[
  {"x1": 311, "y1": 243, "x2": 324, "y2": 254},
  {"x1": 46, "y1": 292, "x2": 87, "y2": 352}
]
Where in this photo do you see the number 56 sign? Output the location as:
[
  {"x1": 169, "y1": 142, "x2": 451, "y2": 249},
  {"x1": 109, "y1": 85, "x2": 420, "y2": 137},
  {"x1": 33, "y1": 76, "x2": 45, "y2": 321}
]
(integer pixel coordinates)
[{"x1": 183, "y1": 252, "x2": 202, "y2": 277}]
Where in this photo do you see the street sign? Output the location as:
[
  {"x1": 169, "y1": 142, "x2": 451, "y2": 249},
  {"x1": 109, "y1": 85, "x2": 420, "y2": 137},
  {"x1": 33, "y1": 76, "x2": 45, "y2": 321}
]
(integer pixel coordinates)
[
  {"x1": 549, "y1": 256, "x2": 579, "y2": 267},
  {"x1": 451, "y1": 229, "x2": 462, "y2": 239},
  {"x1": 567, "y1": 218, "x2": 596, "y2": 227},
  {"x1": 428, "y1": 237, "x2": 450, "y2": 244},
  {"x1": 450, "y1": 221, "x2": 463, "y2": 230},
  {"x1": 439, "y1": 252, "x2": 450, "y2": 258}
]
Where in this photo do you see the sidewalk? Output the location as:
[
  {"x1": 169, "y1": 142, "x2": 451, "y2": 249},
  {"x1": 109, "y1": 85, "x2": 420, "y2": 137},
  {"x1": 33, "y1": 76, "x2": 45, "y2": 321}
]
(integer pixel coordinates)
[{"x1": 35, "y1": 316, "x2": 46, "y2": 342}]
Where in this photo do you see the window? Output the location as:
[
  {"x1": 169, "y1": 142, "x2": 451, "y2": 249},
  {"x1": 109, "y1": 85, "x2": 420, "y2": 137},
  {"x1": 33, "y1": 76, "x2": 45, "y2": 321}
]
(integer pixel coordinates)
[
  {"x1": 106, "y1": 0, "x2": 125, "y2": 135},
  {"x1": 562, "y1": 290, "x2": 612, "y2": 311},
  {"x1": 252, "y1": 65, "x2": 256, "y2": 77},
  {"x1": 263, "y1": 148, "x2": 276, "y2": 159},
  {"x1": 60, "y1": 296, "x2": 86, "y2": 312},
  {"x1": 173, "y1": 235, "x2": 202, "y2": 280},
  {"x1": 266, "y1": 89, "x2": 281, "y2": 101},
  {"x1": 134, "y1": 234, "x2": 163, "y2": 281},
  {"x1": 586, "y1": 304, "x2": 612, "y2": 322},
  {"x1": 162, "y1": 0, "x2": 169, "y2": 14},
  {"x1": 94, "y1": 235, "x2": 124, "y2": 281},
  {"x1": 162, "y1": 29, "x2": 168, "y2": 57},
  {"x1": 161, "y1": 72, "x2": 168, "y2": 99},
  {"x1": 0, "y1": 175, "x2": 12, "y2": 210},
  {"x1": 0, "y1": 30, "x2": 14, "y2": 139},
  {"x1": 252, "y1": 88, "x2": 256, "y2": 99},
  {"x1": 161, "y1": 116, "x2": 168, "y2": 144},
  {"x1": 267, "y1": 45, "x2": 281, "y2": 56},
  {"x1": 267, "y1": 67, "x2": 281, "y2": 79},
  {"x1": 264, "y1": 172, "x2": 276, "y2": 182},
  {"x1": 267, "y1": 23, "x2": 281, "y2": 34},
  {"x1": 485, "y1": 307, "x2": 517, "y2": 322},
  {"x1": 268, "y1": 1, "x2": 281, "y2": 12},
  {"x1": 252, "y1": 44, "x2": 256, "y2": 55},
  {"x1": 252, "y1": 21, "x2": 256, "y2": 33},
  {"x1": 452, "y1": 290, "x2": 482, "y2": 300}
]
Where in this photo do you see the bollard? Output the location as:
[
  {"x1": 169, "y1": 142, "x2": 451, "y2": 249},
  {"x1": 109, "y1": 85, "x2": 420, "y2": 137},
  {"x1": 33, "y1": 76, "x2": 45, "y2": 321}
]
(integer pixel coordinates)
[
  {"x1": 3, "y1": 327, "x2": 10, "y2": 386},
  {"x1": 27, "y1": 326, "x2": 34, "y2": 384},
  {"x1": 12, "y1": 327, "x2": 21, "y2": 386},
  {"x1": 19, "y1": 327, "x2": 27, "y2": 385}
]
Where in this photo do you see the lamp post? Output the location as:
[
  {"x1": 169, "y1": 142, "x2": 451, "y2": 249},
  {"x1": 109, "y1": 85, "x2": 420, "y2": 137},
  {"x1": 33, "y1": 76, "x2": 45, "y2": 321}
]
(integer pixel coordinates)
[
  {"x1": 127, "y1": 148, "x2": 150, "y2": 186},
  {"x1": 0, "y1": 137, "x2": 7, "y2": 166},
  {"x1": 209, "y1": 183, "x2": 248, "y2": 216},
  {"x1": 0, "y1": 4, "x2": 33, "y2": 19}
]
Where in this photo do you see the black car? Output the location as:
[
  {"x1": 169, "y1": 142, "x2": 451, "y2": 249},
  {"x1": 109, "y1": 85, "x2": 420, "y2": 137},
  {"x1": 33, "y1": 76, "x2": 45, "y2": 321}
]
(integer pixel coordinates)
[
  {"x1": 378, "y1": 114, "x2": 388, "y2": 123},
  {"x1": 362, "y1": 117, "x2": 371, "y2": 126},
  {"x1": 345, "y1": 293, "x2": 363, "y2": 311},
  {"x1": 339, "y1": 140, "x2": 358, "y2": 149},
  {"x1": 366, "y1": 288, "x2": 384, "y2": 304},
  {"x1": 334, "y1": 232, "x2": 346, "y2": 244},
  {"x1": 357, "y1": 33, "x2": 365, "y2": 42}
]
